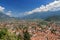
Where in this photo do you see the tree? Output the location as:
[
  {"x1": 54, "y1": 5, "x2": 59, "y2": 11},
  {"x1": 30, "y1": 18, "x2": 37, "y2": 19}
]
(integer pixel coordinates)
[
  {"x1": 0, "y1": 28, "x2": 21, "y2": 40},
  {"x1": 23, "y1": 29, "x2": 30, "y2": 40}
]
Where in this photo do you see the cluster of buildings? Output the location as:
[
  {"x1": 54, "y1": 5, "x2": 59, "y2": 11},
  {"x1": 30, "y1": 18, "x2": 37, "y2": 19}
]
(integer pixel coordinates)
[{"x1": 0, "y1": 21, "x2": 60, "y2": 40}]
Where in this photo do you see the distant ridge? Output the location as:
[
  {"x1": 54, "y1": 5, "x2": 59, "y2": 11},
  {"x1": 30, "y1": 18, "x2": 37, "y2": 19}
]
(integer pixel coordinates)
[
  {"x1": 0, "y1": 12, "x2": 18, "y2": 22},
  {"x1": 45, "y1": 15, "x2": 60, "y2": 21},
  {"x1": 21, "y1": 11, "x2": 60, "y2": 20}
]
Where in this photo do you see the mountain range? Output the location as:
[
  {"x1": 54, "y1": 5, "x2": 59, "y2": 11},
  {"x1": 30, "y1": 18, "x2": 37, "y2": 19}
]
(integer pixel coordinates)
[
  {"x1": 0, "y1": 11, "x2": 60, "y2": 21},
  {"x1": 21, "y1": 11, "x2": 60, "y2": 20},
  {"x1": 0, "y1": 12, "x2": 18, "y2": 22}
]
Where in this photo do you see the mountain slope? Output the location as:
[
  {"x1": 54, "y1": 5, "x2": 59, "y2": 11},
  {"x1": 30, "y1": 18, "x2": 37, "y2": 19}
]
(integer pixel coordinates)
[
  {"x1": 21, "y1": 11, "x2": 60, "y2": 20},
  {"x1": 45, "y1": 15, "x2": 60, "y2": 21},
  {"x1": 0, "y1": 12, "x2": 18, "y2": 22}
]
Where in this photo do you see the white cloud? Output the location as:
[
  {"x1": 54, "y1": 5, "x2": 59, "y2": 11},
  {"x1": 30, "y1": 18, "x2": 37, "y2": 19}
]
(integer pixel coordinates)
[
  {"x1": 6, "y1": 11, "x2": 12, "y2": 16},
  {"x1": 25, "y1": 0, "x2": 60, "y2": 15},
  {"x1": 0, "y1": 6, "x2": 5, "y2": 12},
  {"x1": 0, "y1": 6, "x2": 12, "y2": 16}
]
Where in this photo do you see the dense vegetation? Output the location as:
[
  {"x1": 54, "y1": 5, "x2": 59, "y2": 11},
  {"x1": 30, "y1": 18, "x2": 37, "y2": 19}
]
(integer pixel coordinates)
[
  {"x1": 0, "y1": 27, "x2": 31, "y2": 40},
  {"x1": 0, "y1": 28, "x2": 21, "y2": 40}
]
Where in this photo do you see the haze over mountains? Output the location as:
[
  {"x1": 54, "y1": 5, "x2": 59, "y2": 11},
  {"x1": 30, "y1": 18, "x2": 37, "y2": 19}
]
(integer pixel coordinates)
[
  {"x1": 0, "y1": 10, "x2": 60, "y2": 22},
  {"x1": 0, "y1": 0, "x2": 60, "y2": 21},
  {"x1": 20, "y1": 0, "x2": 60, "y2": 21},
  {"x1": 0, "y1": 12, "x2": 18, "y2": 22},
  {"x1": 20, "y1": 10, "x2": 60, "y2": 21},
  {"x1": 0, "y1": 8, "x2": 60, "y2": 22}
]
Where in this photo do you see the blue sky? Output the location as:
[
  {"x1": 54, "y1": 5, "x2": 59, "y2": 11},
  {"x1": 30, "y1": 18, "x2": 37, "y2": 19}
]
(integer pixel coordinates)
[{"x1": 0, "y1": 0, "x2": 57, "y2": 17}]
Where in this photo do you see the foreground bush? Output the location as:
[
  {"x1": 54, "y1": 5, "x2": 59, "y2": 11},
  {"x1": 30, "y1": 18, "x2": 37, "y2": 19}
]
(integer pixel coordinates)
[{"x1": 0, "y1": 28, "x2": 21, "y2": 40}]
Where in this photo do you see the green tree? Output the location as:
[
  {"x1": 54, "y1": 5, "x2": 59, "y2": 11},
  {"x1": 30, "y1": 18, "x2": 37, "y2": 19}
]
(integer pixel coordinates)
[
  {"x1": 0, "y1": 28, "x2": 21, "y2": 40},
  {"x1": 23, "y1": 30, "x2": 30, "y2": 40}
]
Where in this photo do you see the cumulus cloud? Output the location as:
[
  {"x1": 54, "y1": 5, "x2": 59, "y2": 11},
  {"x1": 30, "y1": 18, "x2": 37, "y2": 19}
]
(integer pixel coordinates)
[
  {"x1": 0, "y1": 6, "x2": 5, "y2": 12},
  {"x1": 25, "y1": 0, "x2": 60, "y2": 15},
  {"x1": 6, "y1": 11, "x2": 12, "y2": 16}
]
